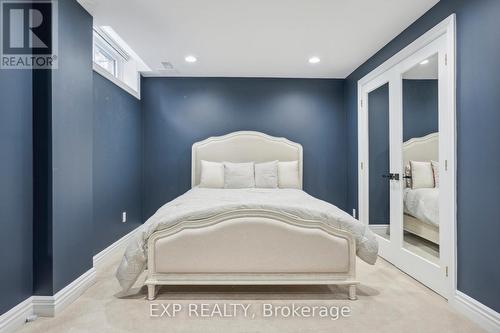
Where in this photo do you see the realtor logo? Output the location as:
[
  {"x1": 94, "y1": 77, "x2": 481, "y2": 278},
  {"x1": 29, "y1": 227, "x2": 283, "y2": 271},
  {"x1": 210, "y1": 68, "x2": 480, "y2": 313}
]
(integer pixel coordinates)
[{"x1": 1, "y1": 0, "x2": 58, "y2": 69}]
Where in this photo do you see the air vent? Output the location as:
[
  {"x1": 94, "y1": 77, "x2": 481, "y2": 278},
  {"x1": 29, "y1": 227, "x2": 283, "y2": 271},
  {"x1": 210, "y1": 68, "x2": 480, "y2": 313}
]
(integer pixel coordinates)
[{"x1": 161, "y1": 61, "x2": 174, "y2": 70}]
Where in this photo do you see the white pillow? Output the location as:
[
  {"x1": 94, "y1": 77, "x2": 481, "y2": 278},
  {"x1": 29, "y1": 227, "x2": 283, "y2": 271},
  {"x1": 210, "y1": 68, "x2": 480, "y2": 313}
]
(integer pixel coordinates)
[
  {"x1": 199, "y1": 160, "x2": 224, "y2": 188},
  {"x1": 410, "y1": 161, "x2": 434, "y2": 189},
  {"x1": 255, "y1": 161, "x2": 278, "y2": 188},
  {"x1": 278, "y1": 161, "x2": 300, "y2": 189},
  {"x1": 224, "y1": 162, "x2": 255, "y2": 188},
  {"x1": 404, "y1": 163, "x2": 412, "y2": 188},
  {"x1": 431, "y1": 160, "x2": 439, "y2": 188}
]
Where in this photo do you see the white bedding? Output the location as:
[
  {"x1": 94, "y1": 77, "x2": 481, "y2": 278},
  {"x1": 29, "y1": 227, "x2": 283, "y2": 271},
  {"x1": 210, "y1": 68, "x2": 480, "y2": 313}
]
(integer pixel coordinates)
[
  {"x1": 404, "y1": 188, "x2": 439, "y2": 226},
  {"x1": 116, "y1": 188, "x2": 379, "y2": 291}
]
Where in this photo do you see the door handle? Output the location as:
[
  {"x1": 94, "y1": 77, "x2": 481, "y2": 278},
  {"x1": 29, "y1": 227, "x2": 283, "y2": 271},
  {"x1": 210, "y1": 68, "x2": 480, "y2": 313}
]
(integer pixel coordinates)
[{"x1": 382, "y1": 173, "x2": 400, "y2": 181}]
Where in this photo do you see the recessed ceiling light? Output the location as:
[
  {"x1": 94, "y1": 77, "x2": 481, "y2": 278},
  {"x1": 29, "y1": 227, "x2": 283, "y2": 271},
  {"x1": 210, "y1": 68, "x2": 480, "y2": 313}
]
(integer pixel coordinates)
[
  {"x1": 420, "y1": 59, "x2": 429, "y2": 65},
  {"x1": 308, "y1": 56, "x2": 320, "y2": 64},
  {"x1": 185, "y1": 55, "x2": 197, "y2": 63}
]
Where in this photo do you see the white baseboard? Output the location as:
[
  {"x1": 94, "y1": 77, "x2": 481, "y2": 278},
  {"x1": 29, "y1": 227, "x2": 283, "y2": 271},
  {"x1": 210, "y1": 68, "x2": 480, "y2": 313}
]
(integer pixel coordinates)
[
  {"x1": 32, "y1": 267, "x2": 96, "y2": 317},
  {"x1": 0, "y1": 226, "x2": 142, "y2": 332},
  {"x1": 0, "y1": 297, "x2": 33, "y2": 333},
  {"x1": 93, "y1": 226, "x2": 141, "y2": 267},
  {"x1": 451, "y1": 290, "x2": 500, "y2": 333}
]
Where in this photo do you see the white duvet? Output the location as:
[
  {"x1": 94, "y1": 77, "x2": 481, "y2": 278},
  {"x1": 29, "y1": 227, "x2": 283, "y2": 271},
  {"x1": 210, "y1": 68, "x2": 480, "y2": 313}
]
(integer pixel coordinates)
[
  {"x1": 404, "y1": 188, "x2": 439, "y2": 226},
  {"x1": 116, "y1": 188, "x2": 379, "y2": 291}
]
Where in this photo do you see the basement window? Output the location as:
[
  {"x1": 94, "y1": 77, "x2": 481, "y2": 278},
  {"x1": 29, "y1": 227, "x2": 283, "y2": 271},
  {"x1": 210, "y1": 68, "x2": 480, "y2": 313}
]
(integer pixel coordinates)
[
  {"x1": 94, "y1": 42, "x2": 118, "y2": 77},
  {"x1": 92, "y1": 26, "x2": 150, "y2": 99},
  {"x1": 93, "y1": 27, "x2": 127, "y2": 79}
]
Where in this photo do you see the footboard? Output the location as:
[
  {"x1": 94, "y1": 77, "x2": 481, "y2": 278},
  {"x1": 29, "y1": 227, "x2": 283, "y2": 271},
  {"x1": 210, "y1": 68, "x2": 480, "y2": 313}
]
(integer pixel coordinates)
[{"x1": 145, "y1": 209, "x2": 358, "y2": 300}]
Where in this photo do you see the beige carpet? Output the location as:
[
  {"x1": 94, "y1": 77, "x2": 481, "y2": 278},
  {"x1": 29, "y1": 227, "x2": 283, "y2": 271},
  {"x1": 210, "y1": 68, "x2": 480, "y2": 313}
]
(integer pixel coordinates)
[{"x1": 17, "y1": 245, "x2": 483, "y2": 333}]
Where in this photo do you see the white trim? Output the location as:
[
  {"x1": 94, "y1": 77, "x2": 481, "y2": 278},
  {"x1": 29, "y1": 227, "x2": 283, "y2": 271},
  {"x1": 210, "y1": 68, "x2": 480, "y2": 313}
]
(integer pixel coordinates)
[
  {"x1": 451, "y1": 291, "x2": 500, "y2": 333},
  {"x1": 30, "y1": 225, "x2": 142, "y2": 317},
  {"x1": 357, "y1": 14, "x2": 456, "y2": 299},
  {"x1": 368, "y1": 224, "x2": 389, "y2": 233},
  {"x1": 0, "y1": 226, "x2": 144, "y2": 330},
  {"x1": 32, "y1": 267, "x2": 96, "y2": 317},
  {"x1": 0, "y1": 297, "x2": 33, "y2": 333},
  {"x1": 93, "y1": 63, "x2": 141, "y2": 100},
  {"x1": 93, "y1": 27, "x2": 130, "y2": 61},
  {"x1": 93, "y1": 227, "x2": 141, "y2": 266}
]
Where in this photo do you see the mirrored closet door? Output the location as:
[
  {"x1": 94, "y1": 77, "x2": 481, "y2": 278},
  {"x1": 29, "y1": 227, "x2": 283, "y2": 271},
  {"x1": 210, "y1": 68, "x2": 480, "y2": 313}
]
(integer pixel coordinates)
[
  {"x1": 358, "y1": 16, "x2": 456, "y2": 299},
  {"x1": 368, "y1": 83, "x2": 390, "y2": 240},
  {"x1": 401, "y1": 53, "x2": 440, "y2": 264}
]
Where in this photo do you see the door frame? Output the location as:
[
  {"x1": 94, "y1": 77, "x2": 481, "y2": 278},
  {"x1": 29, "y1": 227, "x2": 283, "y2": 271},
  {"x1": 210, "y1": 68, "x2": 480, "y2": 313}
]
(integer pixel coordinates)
[{"x1": 357, "y1": 14, "x2": 456, "y2": 298}]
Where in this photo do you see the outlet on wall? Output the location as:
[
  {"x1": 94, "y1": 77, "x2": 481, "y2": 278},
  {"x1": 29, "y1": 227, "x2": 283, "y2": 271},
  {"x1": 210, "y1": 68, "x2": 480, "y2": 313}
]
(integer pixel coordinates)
[{"x1": 122, "y1": 212, "x2": 127, "y2": 223}]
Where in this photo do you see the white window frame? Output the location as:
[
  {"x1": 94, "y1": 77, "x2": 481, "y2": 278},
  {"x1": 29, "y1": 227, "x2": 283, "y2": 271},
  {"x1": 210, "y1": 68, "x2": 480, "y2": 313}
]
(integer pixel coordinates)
[
  {"x1": 94, "y1": 41, "x2": 118, "y2": 77},
  {"x1": 92, "y1": 26, "x2": 141, "y2": 99},
  {"x1": 93, "y1": 27, "x2": 127, "y2": 79}
]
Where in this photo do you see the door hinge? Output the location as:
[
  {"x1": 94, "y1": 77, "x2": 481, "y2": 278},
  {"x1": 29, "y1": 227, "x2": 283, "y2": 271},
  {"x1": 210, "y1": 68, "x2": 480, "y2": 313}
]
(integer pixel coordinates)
[
  {"x1": 445, "y1": 159, "x2": 448, "y2": 171},
  {"x1": 445, "y1": 54, "x2": 448, "y2": 66},
  {"x1": 361, "y1": 162, "x2": 364, "y2": 170},
  {"x1": 360, "y1": 99, "x2": 363, "y2": 108},
  {"x1": 445, "y1": 266, "x2": 449, "y2": 277}
]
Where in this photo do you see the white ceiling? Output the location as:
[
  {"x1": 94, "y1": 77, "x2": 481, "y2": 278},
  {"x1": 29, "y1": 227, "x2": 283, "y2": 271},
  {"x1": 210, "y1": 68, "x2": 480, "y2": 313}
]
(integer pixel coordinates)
[{"x1": 79, "y1": 0, "x2": 439, "y2": 78}]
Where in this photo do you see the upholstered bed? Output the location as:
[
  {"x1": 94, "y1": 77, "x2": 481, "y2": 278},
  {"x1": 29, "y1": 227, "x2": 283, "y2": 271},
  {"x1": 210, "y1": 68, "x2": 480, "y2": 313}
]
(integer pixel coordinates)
[
  {"x1": 116, "y1": 131, "x2": 378, "y2": 301},
  {"x1": 403, "y1": 133, "x2": 439, "y2": 244}
]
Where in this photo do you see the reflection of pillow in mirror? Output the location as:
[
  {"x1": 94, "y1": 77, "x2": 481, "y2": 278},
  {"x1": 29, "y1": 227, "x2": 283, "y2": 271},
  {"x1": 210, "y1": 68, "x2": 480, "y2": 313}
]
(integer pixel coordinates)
[
  {"x1": 431, "y1": 160, "x2": 439, "y2": 188},
  {"x1": 410, "y1": 161, "x2": 434, "y2": 189},
  {"x1": 405, "y1": 163, "x2": 412, "y2": 188}
]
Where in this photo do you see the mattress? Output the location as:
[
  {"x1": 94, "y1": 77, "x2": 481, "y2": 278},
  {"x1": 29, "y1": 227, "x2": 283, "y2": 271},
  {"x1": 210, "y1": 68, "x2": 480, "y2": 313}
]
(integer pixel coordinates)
[
  {"x1": 116, "y1": 187, "x2": 379, "y2": 291},
  {"x1": 403, "y1": 187, "x2": 439, "y2": 226}
]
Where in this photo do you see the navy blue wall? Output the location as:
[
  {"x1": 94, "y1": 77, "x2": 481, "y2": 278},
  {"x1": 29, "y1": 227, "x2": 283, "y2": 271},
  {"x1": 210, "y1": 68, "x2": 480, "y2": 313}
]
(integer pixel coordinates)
[
  {"x1": 368, "y1": 84, "x2": 389, "y2": 225},
  {"x1": 32, "y1": 68, "x2": 53, "y2": 295},
  {"x1": 32, "y1": 0, "x2": 143, "y2": 296},
  {"x1": 49, "y1": 0, "x2": 94, "y2": 293},
  {"x1": 345, "y1": 0, "x2": 500, "y2": 312},
  {"x1": 141, "y1": 78, "x2": 347, "y2": 218},
  {"x1": 0, "y1": 70, "x2": 33, "y2": 315},
  {"x1": 93, "y1": 72, "x2": 143, "y2": 253},
  {"x1": 403, "y1": 79, "x2": 438, "y2": 141}
]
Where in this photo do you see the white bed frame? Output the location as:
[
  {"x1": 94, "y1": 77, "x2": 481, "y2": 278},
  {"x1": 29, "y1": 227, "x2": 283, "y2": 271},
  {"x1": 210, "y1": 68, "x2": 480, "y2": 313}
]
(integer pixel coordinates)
[
  {"x1": 403, "y1": 132, "x2": 439, "y2": 244},
  {"x1": 145, "y1": 131, "x2": 358, "y2": 300}
]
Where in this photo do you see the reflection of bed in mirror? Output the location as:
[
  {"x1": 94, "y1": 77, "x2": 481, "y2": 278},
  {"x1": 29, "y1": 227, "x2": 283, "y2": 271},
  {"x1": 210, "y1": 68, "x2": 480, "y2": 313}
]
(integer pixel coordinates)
[{"x1": 403, "y1": 132, "x2": 439, "y2": 244}]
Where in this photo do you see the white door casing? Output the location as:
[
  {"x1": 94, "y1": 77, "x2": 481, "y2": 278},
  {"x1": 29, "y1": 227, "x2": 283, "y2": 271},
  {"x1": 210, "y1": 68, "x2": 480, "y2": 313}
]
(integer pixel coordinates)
[{"x1": 357, "y1": 15, "x2": 456, "y2": 299}]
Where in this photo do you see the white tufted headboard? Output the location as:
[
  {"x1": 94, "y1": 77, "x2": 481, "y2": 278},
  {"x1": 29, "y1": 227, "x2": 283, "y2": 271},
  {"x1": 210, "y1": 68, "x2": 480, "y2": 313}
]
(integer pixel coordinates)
[
  {"x1": 192, "y1": 131, "x2": 303, "y2": 188},
  {"x1": 403, "y1": 132, "x2": 439, "y2": 168}
]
